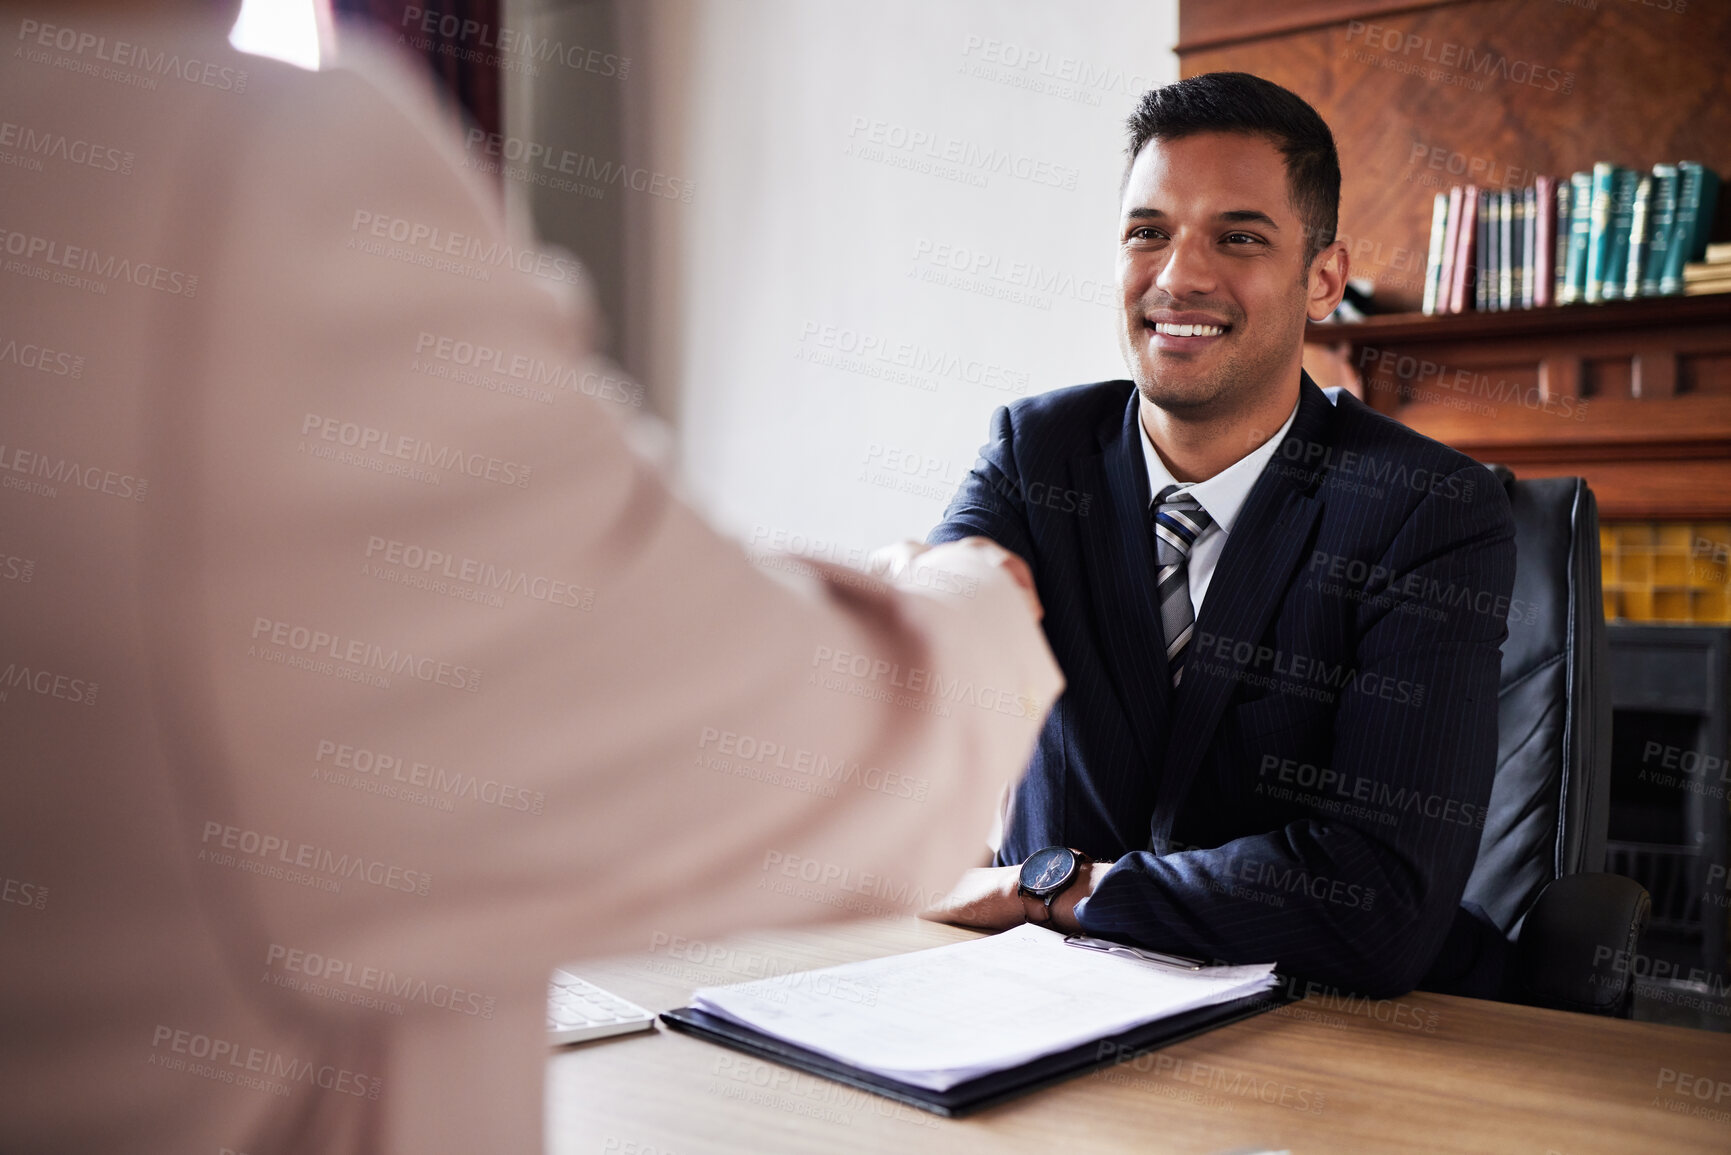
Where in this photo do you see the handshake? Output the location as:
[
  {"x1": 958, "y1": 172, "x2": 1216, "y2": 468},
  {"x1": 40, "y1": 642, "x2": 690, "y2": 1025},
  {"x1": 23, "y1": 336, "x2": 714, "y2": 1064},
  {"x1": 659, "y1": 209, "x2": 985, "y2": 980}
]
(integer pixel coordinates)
[{"x1": 866, "y1": 537, "x2": 1044, "y2": 623}]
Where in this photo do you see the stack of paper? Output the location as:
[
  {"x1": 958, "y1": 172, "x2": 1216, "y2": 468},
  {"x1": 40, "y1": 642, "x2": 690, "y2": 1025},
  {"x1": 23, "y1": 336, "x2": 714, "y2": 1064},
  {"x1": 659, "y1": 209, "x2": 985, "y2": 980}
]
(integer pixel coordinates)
[{"x1": 690, "y1": 924, "x2": 1277, "y2": 1091}]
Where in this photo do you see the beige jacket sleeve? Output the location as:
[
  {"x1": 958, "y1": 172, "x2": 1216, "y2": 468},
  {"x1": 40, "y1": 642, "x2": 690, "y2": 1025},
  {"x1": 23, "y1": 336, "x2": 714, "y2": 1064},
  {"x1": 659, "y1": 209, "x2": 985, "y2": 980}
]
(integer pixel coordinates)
[
  {"x1": 148, "y1": 46, "x2": 1060, "y2": 984},
  {"x1": 0, "y1": 22, "x2": 1058, "y2": 1152}
]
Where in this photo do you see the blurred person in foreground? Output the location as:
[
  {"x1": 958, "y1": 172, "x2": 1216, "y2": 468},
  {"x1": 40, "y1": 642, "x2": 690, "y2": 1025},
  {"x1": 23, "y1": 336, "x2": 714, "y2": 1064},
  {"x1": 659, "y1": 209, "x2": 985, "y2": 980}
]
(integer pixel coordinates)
[{"x1": 0, "y1": 2, "x2": 1062, "y2": 1152}]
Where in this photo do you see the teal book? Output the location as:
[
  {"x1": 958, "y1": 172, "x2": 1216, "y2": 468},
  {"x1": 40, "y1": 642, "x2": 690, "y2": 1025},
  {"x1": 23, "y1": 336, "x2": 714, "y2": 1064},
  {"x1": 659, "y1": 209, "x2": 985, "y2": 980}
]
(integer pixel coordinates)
[
  {"x1": 1601, "y1": 167, "x2": 1638, "y2": 301},
  {"x1": 1561, "y1": 171, "x2": 1593, "y2": 304},
  {"x1": 1582, "y1": 163, "x2": 1616, "y2": 304},
  {"x1": 1623, "y1": 174, "x2": 1653, "y2": 299},
  {"x1": 1592, "y1": 167, "x2": 1634, "y2": 304},
  {"x1": 1688, "y1": 164, "x2": 1721, "y2": 257},
  {"x1": 1643, "y1": 164, "x2": 1679, "y2": 296},
  {"x1": 1661, "y1": 162, "x2": 1721, "y2": 294}
]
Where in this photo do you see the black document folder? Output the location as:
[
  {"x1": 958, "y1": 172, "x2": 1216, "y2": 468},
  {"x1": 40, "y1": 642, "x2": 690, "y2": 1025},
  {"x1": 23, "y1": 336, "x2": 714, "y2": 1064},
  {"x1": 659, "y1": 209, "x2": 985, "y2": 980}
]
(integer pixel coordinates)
[{"x1": 660, "y1": 983, "x2": 1298, "y2": 1118}]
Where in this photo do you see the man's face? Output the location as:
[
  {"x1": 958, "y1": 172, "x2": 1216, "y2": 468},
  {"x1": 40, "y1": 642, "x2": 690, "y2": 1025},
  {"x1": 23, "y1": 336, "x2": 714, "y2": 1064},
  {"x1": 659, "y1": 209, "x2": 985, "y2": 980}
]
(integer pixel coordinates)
[{"x1": 1116, "y1": 131, "x2": 1326, "y2": 421}]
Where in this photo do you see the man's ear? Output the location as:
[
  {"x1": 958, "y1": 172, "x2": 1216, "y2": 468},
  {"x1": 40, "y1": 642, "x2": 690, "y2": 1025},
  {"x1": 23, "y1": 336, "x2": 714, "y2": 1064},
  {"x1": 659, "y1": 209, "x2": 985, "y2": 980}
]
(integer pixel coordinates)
[{"x1": 1306, "y1": 239, "x2": 1350, "y2": 322}]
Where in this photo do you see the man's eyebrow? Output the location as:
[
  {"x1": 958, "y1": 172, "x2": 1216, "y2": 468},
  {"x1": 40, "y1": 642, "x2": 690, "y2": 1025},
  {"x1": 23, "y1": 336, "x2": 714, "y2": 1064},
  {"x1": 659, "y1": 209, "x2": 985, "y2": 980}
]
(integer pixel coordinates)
[
  {"x1": 1220, "y1": 210, "x2": 1280, "y2": 229},
  {"x1": 1120, "y1": 207, "x2": 1281, "y2": 229}
]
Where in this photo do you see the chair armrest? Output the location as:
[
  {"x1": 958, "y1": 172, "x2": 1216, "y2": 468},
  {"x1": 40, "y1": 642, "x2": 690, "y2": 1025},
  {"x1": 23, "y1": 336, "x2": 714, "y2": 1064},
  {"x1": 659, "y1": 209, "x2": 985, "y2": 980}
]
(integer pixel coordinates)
[{"x1": 1511, "y1": 872, "x2": 1650, "y2": 1017}]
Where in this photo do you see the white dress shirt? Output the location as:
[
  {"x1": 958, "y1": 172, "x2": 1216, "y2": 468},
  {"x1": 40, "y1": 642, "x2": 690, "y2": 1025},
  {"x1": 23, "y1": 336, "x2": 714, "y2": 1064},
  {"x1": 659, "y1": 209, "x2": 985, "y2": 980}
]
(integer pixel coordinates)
[{"x1": 1139, "y1": 397, "x2": 1301, "y2": 611}]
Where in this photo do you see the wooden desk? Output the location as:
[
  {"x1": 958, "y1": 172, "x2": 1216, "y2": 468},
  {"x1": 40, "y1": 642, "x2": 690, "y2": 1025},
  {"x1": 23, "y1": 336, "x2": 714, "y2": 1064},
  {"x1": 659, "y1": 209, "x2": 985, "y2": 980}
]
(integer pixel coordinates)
[{"x1": 547, "y1": 919, "x2": 1731, "y2": 1154}]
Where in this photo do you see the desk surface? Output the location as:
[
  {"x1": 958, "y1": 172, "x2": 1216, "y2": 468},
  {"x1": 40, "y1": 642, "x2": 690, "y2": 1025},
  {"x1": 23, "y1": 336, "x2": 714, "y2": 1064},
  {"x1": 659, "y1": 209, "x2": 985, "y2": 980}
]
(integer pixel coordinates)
[{"x1": 548, "y1": 918, "x2": 1731, "y2": 1154}]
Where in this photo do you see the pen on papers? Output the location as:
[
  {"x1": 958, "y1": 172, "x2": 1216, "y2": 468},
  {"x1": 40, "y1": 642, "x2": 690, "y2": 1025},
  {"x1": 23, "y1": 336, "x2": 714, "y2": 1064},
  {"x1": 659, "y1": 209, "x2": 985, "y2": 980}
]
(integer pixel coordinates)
[{"x1": 1063, "y1": 935, "x2": 1205, "y2": 970}]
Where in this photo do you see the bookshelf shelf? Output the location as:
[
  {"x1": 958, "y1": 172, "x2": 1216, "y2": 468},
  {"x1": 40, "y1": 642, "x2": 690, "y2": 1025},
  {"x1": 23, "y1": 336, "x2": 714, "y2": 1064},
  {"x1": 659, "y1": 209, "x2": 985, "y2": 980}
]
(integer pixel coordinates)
[{"x1": 1306, "y1": 293, "x2": 1731, "y2": 346}]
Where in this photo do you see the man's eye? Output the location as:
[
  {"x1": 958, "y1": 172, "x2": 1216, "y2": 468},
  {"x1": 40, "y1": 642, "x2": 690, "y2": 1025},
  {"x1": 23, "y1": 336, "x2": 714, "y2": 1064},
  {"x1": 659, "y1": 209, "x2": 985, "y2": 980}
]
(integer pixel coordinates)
[
  {"x1": 1224, "y1": 232, "x2": 1264, "y2": 245},
  {"x1": 1128, "y1": 227, "x2": 1164, "y2": 242}
]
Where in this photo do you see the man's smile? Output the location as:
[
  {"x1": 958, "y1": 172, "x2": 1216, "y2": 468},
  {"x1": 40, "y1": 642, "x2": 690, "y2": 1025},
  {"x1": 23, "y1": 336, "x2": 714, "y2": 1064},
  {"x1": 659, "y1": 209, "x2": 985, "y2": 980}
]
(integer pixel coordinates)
[{"x1": 1144, "y1": 312, "x2": 1233, "y2": 352}]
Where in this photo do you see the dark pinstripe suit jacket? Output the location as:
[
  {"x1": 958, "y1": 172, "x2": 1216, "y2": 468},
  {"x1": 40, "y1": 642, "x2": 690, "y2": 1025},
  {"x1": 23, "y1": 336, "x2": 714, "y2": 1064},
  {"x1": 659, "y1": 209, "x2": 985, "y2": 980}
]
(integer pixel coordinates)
[{"x1": 930, "y1": 375, "x2": 1516, "y2": 998}]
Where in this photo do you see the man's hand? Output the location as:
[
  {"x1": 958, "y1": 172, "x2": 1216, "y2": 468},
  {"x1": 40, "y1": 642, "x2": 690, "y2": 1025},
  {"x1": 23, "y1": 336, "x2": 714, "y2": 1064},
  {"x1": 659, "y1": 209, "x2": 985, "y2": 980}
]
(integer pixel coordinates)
[
  {"x1": 919, "y1": 865, "x2": 1026, "y2": 931},
  {"x1": 921, "y1": 861, "x2": 1113, "y2": 933},
  {"x1": 870, "y1": 537, "x2": 1042, "y2": 621}
]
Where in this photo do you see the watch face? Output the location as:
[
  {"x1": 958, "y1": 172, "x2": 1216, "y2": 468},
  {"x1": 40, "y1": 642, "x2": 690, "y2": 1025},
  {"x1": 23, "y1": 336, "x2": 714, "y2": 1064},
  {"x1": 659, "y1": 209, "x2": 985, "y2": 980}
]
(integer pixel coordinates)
[{"x1": 1020, "y1": 847, "x2": 1075, "y2": 897}]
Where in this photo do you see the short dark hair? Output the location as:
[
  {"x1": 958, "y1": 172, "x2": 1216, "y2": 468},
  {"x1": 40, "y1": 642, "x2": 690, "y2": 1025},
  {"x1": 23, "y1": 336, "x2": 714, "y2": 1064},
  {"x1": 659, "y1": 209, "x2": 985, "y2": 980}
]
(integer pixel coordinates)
[{"x1": 1124, "y1": 72, "x2": 1340, "y2": 266}]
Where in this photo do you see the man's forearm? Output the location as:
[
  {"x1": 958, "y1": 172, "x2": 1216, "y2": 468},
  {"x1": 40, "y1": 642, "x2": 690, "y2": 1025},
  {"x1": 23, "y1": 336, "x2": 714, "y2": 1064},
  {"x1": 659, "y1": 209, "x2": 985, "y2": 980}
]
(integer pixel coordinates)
[{"x1": 1074, "y1": 831, "x2": 1474, "y2": 998}]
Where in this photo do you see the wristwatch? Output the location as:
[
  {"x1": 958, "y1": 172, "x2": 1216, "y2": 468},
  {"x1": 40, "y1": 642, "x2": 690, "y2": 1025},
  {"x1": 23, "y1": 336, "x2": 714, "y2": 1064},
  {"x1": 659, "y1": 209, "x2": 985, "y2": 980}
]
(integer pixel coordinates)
[{"x1": 1017, "y1": 846, "x2": 1092, "y2": 926}]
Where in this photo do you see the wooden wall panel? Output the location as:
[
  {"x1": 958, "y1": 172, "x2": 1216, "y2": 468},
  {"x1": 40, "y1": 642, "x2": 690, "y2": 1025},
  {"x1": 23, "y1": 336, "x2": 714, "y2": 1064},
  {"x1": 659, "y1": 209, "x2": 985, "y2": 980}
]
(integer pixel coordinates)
[
  {"x1": 1584, "y1": 357, "x2": 1634, "y2": 401},
  {"x1": 1683, "y1": 354, "x2": 1731, "y2": 396},
  {"x1": 1178, "y1": 0, "x2": 1456, "y2": 52},
  {"x1": 1179, "y1": 0, "x2": 1731, "y2": 314}
]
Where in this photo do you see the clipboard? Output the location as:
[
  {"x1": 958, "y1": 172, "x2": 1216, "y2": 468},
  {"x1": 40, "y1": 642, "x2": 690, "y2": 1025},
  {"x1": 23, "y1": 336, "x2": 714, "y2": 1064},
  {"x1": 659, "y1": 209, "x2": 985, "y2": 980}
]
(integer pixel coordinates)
[{"x1": 660, "y1": 981, "x2": 1297, "y2": 1118}]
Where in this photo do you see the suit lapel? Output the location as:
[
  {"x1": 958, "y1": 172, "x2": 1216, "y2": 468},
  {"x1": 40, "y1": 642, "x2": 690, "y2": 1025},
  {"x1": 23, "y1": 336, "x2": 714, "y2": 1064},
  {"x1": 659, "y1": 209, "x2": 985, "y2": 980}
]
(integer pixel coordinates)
[
  {"x1": 1149, "y1": 376, "x2": 1335, "y2": 850},
  {"x1": 1074, "y1": 389, "x2": 1171, "y2": 781}
]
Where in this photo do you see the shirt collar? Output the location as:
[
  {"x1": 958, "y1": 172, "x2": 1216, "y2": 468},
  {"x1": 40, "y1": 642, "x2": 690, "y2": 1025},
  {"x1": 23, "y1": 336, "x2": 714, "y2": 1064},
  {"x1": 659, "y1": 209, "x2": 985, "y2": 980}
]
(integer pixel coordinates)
[{"x1": 1139, "y1": 396, "x2": 1301, "y2": 534}]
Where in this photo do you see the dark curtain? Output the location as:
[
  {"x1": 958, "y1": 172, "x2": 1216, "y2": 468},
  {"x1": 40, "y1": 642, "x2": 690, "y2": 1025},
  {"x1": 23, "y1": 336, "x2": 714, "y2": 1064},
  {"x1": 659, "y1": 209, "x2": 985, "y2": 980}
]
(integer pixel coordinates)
[{"x1": 332, "y1": 0, "x2": 503, "y2": 140}]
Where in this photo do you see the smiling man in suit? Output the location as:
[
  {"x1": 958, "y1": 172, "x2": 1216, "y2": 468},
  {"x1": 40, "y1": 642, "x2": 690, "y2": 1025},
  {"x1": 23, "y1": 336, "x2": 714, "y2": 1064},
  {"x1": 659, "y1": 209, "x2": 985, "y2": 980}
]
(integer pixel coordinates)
[{"x1": 922, "y1": 72, "x2": 1517, "y2": 999}]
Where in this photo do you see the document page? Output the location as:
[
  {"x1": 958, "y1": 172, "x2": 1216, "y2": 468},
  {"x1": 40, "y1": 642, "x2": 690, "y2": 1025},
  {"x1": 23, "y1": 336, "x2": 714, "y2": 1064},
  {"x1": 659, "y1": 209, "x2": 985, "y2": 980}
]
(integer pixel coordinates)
[{"x1": 690, "y1": 924, "x2": 1276, "y2": 1091}]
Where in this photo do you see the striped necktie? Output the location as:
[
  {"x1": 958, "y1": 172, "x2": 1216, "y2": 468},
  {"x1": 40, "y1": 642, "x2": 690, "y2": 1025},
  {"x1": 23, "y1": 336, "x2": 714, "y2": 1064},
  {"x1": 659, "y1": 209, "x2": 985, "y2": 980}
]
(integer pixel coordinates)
[{"x1": 1151, "y1": 484, "x2": 1213, "y2": 687}]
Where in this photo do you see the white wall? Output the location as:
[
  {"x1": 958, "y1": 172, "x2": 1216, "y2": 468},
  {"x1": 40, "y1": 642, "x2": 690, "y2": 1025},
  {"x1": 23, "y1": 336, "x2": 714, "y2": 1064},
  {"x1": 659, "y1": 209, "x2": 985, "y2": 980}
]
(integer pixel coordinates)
[{"x1": 515, "y1": 0, "x2": 1180, "y2": 557}]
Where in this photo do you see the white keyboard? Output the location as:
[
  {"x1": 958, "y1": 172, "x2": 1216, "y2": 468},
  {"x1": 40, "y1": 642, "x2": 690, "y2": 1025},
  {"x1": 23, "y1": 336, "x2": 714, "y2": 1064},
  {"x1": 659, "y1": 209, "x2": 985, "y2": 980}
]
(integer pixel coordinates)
[{"x1": 546, "y1": 969, "x2": 657, "y2": 1047}]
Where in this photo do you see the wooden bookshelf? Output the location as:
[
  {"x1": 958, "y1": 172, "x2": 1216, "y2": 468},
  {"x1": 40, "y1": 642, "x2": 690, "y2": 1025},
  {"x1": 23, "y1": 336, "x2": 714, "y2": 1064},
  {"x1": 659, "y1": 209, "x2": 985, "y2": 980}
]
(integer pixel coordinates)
[
  {"x1": 1304, "y1": 294, "x2": 1731, "y2": 518},
  {"x1": 1308, "y1": 293, "x2": 1731, "y2": 346}
]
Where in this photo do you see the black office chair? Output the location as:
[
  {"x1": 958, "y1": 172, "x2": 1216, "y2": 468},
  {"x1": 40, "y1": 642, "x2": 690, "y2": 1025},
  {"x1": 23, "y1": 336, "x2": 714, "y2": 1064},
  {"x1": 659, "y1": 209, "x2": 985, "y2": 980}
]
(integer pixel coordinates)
[{"x1": 1446, "y1": 468, "x2": 1651, "y2": 1016}]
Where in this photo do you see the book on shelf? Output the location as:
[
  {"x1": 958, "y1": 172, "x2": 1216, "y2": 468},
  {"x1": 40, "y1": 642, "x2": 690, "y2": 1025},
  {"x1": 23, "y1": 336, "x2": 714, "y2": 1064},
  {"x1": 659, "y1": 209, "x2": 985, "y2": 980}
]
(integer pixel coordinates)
[
  {"x1": 1436, "y1": 185, "x2": 1463, "y2": 313},
  {"x1": 1550, "y1": 174, "x2": 1564, "y2": 309},
  {"x1": 1413, "y1": 158, "x2": 1719, "y2": 313},
  {"x1": 1583, "y1": 162, "x2": 1617, "y2": 303},
  {"x1": 1618, "y1": 171, "x2": 1652, "y2": 300},
  {"x1": 1562, "y1": 171, "x2": 1592, "y2": 305},
  {"x1": 1449, "y1": 185, "x2": 1479, "y2": 314},
  {"x1": 1600, "y1": 167, "x2": 1638, "y2": 301},
  {"x1": 1498, "y1": 188, "x2": 1515, "y2": 311},
  {"x1": 1660, "y1": 161, "x2": 1721, "y2": 295},
  {"x1": 1421, "y1": 191, "x2": 1448, "y2": 314},
  {"x1": 1522, "y1": 184, "x2": 1539, "y2": 309},
  {"x1": 1491, "y1": 188, "x2": 1505, "y2": 310},
  {"x1": 1682, "y1": 242, "x2": 1731, "y2": 294},
  {"x1": 1511, "y1": 188, "x2": 1526, "y2": 309},
  {"x1": 1642, "y1": 164, "x2": 1679, "y2": 296},
  {"x1": 1479, "y1": 188, "x2": 1496, "y2": 312}
]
